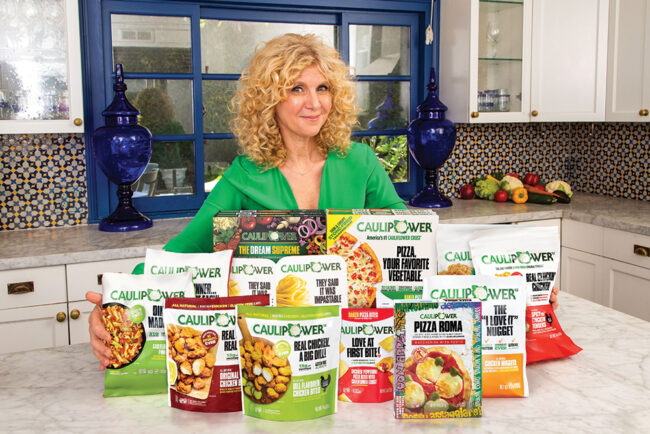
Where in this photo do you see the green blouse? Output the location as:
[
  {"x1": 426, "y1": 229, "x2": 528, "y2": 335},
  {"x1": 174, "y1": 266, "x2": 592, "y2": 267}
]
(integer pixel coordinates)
[{"x1": 164, "y1": 142, "x2": 406, "y2": 254}]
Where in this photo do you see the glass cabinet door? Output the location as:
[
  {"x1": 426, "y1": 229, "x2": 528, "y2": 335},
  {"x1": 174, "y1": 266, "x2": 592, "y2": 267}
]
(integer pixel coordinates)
[{"x1": 470, "y1": 0, "x2": 531, "y2": 122}]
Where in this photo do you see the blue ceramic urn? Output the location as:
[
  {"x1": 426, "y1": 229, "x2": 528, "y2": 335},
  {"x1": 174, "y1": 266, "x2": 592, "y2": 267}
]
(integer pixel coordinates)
[
  {"x1": 407, "y1": 67, "x2": 456, "y2": 208},
  {"x1": 91, "y1": 64, "x2": 153, "y2": 231}
]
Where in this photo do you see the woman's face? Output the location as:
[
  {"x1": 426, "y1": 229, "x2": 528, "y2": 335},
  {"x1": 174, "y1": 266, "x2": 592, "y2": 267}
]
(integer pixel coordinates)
[{"x1": 275, "y1": 65, "x2": 332, "y2": 144}]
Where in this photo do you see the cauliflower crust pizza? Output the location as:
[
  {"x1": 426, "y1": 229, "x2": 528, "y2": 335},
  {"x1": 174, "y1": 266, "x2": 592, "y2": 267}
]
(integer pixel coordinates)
[
  {"x1": 404, "y1": 346, "x2": 472, "y2": 412},
  {"x1": 329, "y1": 232, "x2": 382, "y2": 308}
]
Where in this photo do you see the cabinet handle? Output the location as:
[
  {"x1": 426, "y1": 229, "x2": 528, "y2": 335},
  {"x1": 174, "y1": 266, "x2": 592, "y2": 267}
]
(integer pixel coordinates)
[
  {"x1": 97, "y1": 274, "x2": 103, "y2": 285},
  {"x1": 73, "y1": 118, "x2": 83, "y2": 126},
  {"x1": 531, "y1": 110, "x2": 539, "y2": 117},
  {"x1": 640, "y1": 109, "x2": 649, "y2": 117},
  {"x1": 470, "y1": 111, "x2": 479, "y2": 118},
  {"x1": 7, "y1": 281, "x2": 34, "y2": 295},
  {"x1": 634, "y1": 244, "x2": 649, "y2": 257},
  {"x1": 56, "y1": 312, "x2": 67, "y2": 322},
  {"x1": 70, "y1": 309, "x2": 81, "y2": 320}
]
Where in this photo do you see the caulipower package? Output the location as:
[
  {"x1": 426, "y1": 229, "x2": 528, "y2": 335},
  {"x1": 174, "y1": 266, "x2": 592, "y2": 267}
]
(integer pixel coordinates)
[
  {"x1": 164, "y1": 295, "x2": 269, "y2": 412},
  {"x1": 437, "y1": 224, "x2": 504, "y2": 275},
  {"x1": 274, "y1": 255, "x2": 347, "y2": 307},
  {"x1": 339, "y1": 308, "x2": 394, "y2": 403},
  {"x1": 236, "y1": 305, "x2": 340, "y2": 421},
  {"x1": 327, "y1": 209, "x2": 438, "y2": 308},
  {"x1": 144, "y1": 248, "x2": 234, "y2": 298},
  {"x1": 376, "y1": 289, "x2": 422, "y2": 307},
  {"x1": 102, "y1": 272, "x2": 195, "y2": 397},
  {"x1": 470, "y1": 226, "x2": 582, "y2": 363},
  {"x1": 425, "y1": 275, "x2": 528, "y2": 397},
  {"x1": 394, "y1": 301, "x2": 482, "y2": 419},
  {"x1": 229, "y1": 258, "x2": 276, "y2": 303}
]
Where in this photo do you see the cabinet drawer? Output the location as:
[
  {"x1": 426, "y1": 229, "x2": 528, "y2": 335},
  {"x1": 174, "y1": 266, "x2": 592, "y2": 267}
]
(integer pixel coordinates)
[
  {"x1": 66, "y1": 257, "x2": 144, "y2": 302},
  {"x1": 0, "y1": 266, "x2": 66, "y2": 309},
  {"x1": 603, "y1": 258, "x2": 650, "y2": 322},
  {"x1": 514, "y1": 218, "x2": 562, "y2": 228},
  {"x1": 561, "y1": 220, "x2": 604, "y2": 255},
  {"x1": 603, "y1": 228, "x2": 650, "y2": 270},
  {"x1": 0, "y1": 303, "x2": 69, "y2": 354}
]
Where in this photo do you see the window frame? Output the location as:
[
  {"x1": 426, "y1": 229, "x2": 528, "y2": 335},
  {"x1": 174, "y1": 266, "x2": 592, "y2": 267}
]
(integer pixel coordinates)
[{"x1": 81, "y1": 0, "x2": 434, "y2": 222}]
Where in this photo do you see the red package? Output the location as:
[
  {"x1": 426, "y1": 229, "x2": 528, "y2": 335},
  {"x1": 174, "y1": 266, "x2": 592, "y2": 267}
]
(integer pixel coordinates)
[
  {"x1": 526, "y1": 304, "x2": 582, "y2": 363},
  {"x1": 164, "y1": 295, "x2": 269, "y2": 412},
  {"x1": 339, "y1": 309, "x2": 394, "y2": 403}
]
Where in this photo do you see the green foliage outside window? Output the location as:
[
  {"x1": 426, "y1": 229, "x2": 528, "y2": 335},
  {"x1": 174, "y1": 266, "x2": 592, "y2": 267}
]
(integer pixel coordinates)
[{"x1": 356, "y1": 135, "x2": 408, "y2": 183}]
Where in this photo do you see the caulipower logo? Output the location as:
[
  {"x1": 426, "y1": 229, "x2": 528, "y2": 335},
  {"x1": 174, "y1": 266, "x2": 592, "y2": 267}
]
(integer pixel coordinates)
[
  {"x1": 429, "y1": 285, "x2": 518, "y2": 301},
  {"x1": 356, "y1": 220, "x2": 433, "y2": 233},
  {"x1": 178, "y1": 312, "x2": 236, "y2": 327},
  {"x1": 252, "y1": 323, "x2": 325, "y2": 337},
  {"x1": 480, "y1": 251, "x2": 555, "y2": 265},
  {"x1": 341, "y1": 324, "x2": 394, "y2": 335},
  {"x1": 231, "y1": 264, "x2": 273, "y2": 276},
  {"x1": 279, "y1": 262, "x2": 342, "y2": 273},
  {"x1": 419, "y1": 312, "x2": 457, "y2": 320},
  {"x1": 110, "y1": 288, "x2": 185, "y2": 302}
]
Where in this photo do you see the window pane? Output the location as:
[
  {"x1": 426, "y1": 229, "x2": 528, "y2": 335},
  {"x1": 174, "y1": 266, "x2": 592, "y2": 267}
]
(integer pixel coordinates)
[
  {"x1": 204, "y1": 139, "x2": 240, "y2": 192},
  {"x1": 111, "y1": 14, "x2": 191, "y2": 73},
  {"x1": 126, "y1": 79, "x2": 193, "y2": 135},
  {"x1": 201, "y1": 20, "x2": 337, "y2": 74},
  {"x1": 203, "y1": 80, "x2": 238, "y2": 133},
  {"x1": 354, "y1": 135, "x2": 408, "y2": 183},
  {"x1": 356, "y1": 81, "x2": 409, "y2": 130},
  {"x1": 350, "y1": 25, "x2": 410, "y2": 76},
  {"x1": 148, "y1": 140, "x2": 195, "y2": 196}
]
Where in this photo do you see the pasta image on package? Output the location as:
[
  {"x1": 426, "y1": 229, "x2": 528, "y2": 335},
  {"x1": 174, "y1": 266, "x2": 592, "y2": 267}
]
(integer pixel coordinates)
[
  {"x1": 470, "y1": 226, "x2": 582, "y2": 363},
  {"x1": 274, "y1": 255, "x2": 347, "y2": 307},
  {"x1": 164, "y1": 295, "x2": 269, "y2": 412},
  {"x1": 102, "y1": 272, "x2": 195, "y2": 397},
  {"x1": 425, "y1": 275, "x2": 528, "y2": 397},
  {"x1": 144, "y1": 249, "x2": 234, "y2": 298},
  {"x1": 236, "y1": 305, "x2": 341, "y2": 421},
  {"x1": 394, "y1": 301, "x2": 482, "y2": 419},
  {"x1": 339, "y1": 308, "x2": 394, "y2": 403},
  {"x1": 229, "y1": 257, "x2": 276, "y2": 303}
]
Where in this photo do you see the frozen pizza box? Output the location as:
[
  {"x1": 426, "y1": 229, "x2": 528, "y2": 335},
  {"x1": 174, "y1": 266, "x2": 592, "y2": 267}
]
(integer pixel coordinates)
[
  {"x1": 326, "y1": 209, "x2": 438, "y2": 308},
  {"x1": 394, "y1": 301, "x2": 482, "y2": 419},
  {"x1": 213, "y1": 210, "x2": 326, "y2": 261}
]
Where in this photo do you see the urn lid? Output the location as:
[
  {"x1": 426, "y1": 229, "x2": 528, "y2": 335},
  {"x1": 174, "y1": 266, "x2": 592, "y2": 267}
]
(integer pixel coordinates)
[
  {"x1": 416, "y1": 67, "x2": 448, "y2": 117},
  {"x1": 102, "y1": 64, "x2": 140, "y2": 124}
]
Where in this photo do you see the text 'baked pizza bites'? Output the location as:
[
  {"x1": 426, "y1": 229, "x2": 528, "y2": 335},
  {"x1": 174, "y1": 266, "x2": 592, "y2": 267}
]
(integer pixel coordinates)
[
  {"x1": 164, "y1": 295, "x2": 269, "y2": 412},
  {"x1": 339, "y1": 308, "x2": 394, "y2": 403},
  {"x1": 394, "y1": 301, "x2": 482, "y2": 419},
  {"x1": 327, "y1": 209, "x2": 438, "y2": 308},
  {"x1": 425, "y1": 275, "x2": 528, "y2": 397}
]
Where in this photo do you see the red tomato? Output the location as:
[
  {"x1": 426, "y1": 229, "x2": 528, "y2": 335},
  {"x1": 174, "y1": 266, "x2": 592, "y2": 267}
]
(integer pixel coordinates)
[
  {"x1": 240, "y1": 217, "x2": 257, "y2": 230},
  {"x1": 257, "y1": 216, "x2": 273, "y2": 225},
  {"x1": 494, "y1": 190, "x2": 508, "y2": 202},
  {"x1": 459, "y1": 184, "x2": 475, "y2": 199},
  {"x1": 523, "y1": 173, "x2": 540, "y2": 186}
]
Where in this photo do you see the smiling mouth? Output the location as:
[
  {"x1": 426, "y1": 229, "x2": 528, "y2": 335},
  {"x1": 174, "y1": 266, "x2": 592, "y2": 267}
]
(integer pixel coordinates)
[{"x1": 301, "y1": 115, "x2": 321, "y2": 121}]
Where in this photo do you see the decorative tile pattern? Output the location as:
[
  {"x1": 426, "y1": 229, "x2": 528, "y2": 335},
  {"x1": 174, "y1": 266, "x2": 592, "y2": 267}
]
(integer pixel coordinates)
[{"x1": 0, "y1": 134, "x2": 88, "y2": 230}]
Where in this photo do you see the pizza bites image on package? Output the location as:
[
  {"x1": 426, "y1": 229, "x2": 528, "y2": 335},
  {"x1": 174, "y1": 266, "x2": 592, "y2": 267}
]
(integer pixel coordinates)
[
  {"x1": 236, "y1": 305, "x2": 340, "y2": 421},
  {"x1": 274, "y1": 255, "x2": 347, "y2": 307},
  {"x1": 102, "y1": 272, "x2": 195, "y2": 397},
  {"x1": 144, "y1": 248, "x2": 234, "y2": 298},
  {"x1": 394, "y1": 301, "x2": 482, "y2": 419},
  {"x1": 213, "y1": 210, "x2": 326, "y2": 261},
  {"x1": 425, "y1": 275, "x2": 528, "y2": 397},
  {"x1": 339, "y1": 308, "x2": 395, "y2": 403},
  {"x1": 164, "y1": 295, "x2": 269, "y2": 412},
  {"x1": 470, "y1": 226, "x2": 582, "y2": 364},
  {"x1": 229, "y1": 257, "x2": 277, "y2": 303},
  {"x1": 327, "y1": 209, "x2": 438, "y2": 308}
]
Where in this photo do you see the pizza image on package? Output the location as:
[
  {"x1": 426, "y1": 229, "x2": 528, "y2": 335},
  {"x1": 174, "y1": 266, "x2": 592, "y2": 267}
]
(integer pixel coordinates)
[
  {"x1": 327, "y1": 209, "x2": 438, "y2": 308},
  {"x1": 394, "y1": 301, "x2": 482, "y2": 419}
]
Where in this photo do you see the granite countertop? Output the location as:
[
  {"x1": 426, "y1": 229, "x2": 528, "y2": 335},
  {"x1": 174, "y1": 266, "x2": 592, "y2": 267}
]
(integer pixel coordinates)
[
  {"x1": 1, "y1": 293, "x2": 649, "y2": 433},
  {"x1": 1, "y1": 193, "x2": 649, "y2": 271}
]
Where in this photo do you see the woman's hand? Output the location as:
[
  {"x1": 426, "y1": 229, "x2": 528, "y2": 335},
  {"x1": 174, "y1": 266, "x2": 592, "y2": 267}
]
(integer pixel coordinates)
[
  {"x1": 86, "y1": 291, "x2": 111, "y2": 370},
  {"x1": 550, "y1": 286, "x2": 560, "y2": 310}
]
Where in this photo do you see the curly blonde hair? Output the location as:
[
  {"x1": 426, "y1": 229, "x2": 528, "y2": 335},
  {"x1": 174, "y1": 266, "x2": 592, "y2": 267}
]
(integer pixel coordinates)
[{"x1": 231, "y1": 33, "x2": 357, "y2": 170}]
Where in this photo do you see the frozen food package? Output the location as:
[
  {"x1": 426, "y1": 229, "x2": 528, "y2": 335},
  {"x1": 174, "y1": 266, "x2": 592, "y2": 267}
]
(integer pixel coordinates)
[
  {"x1": 437, "y1": 224, "x2": 507, "y2": 275},
  {"x1": 425, "y1": 275, "x2": 528, "y2": 397},
  {"x1": 236, "y1": 305, "x2": 340, "y2": 421},
  {"x1": 327, "y1": 209, "x2": 438, "y2": 308},
  {"x1": 144, "y1": 248, "x2": 234, "y2": 298},
  {"x1": 164, "y1": 295, "x2": 269, "y2": 412},
  {"x1": 228, "y1": 257, "x2": 277, "y2": 303},
  {"x1": 376, "y1": 289, "x2": 422, "y2": 308},
  {"x1": 470, "y1": 226, "x2": 582, "y2": 363},
  {"x1": 339, "y1": 308, "x2": 394, "y2": 402},
  {"x1": 102, "y1": 272, "x2": 195, "y2": 397},
  {"x1": 394, "y1": 301, "x2": 482, "y2": 419},
  {"x1": 274, "y1": 255, "x2": 347, "y2": 307}
]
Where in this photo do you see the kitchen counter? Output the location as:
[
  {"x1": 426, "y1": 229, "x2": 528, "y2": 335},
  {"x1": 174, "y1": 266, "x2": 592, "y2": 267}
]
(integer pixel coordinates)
[
  {"x1": 1, "y1": 293, "x2": 649, "y2": 433},
  {"x1": 2, "y1": 193, "x2": 649, "y2": 271}
]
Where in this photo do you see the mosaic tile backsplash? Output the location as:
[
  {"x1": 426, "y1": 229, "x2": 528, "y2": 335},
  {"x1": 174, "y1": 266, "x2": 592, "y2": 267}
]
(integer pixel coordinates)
[{"x1": 1, "y1": 122, "x2": 648, "y2": 231}]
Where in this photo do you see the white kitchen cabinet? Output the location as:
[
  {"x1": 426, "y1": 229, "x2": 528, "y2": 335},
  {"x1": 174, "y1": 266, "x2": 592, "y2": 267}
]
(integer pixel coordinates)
[
  {"x1": 439, "y1": 0, "x2": 608, "y2": 123},
  {"x1": 0, "y1": 265, "x2": 67, "y2": 310},
  {"x1": 603, "y1": 258, "x2": 650, "y2": 321},
  {"x1": 68, "y1": 300, "x2": 95, "y2": 345},
  {"x1": 605, "y1": 0, "x2": 650, "y2": 121},
  {"x1": 0, "y1": 304, "x2": 70, "y2": 353},
  {"x1": 66, "y1": 257, "x2": 144, "y2": 302},
  {"x1": 0, "y1": 0, "x2": 84, "y2": 133},
  {"x1": 561, "y1": 247, "x2": 607, "y2": 306}
]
